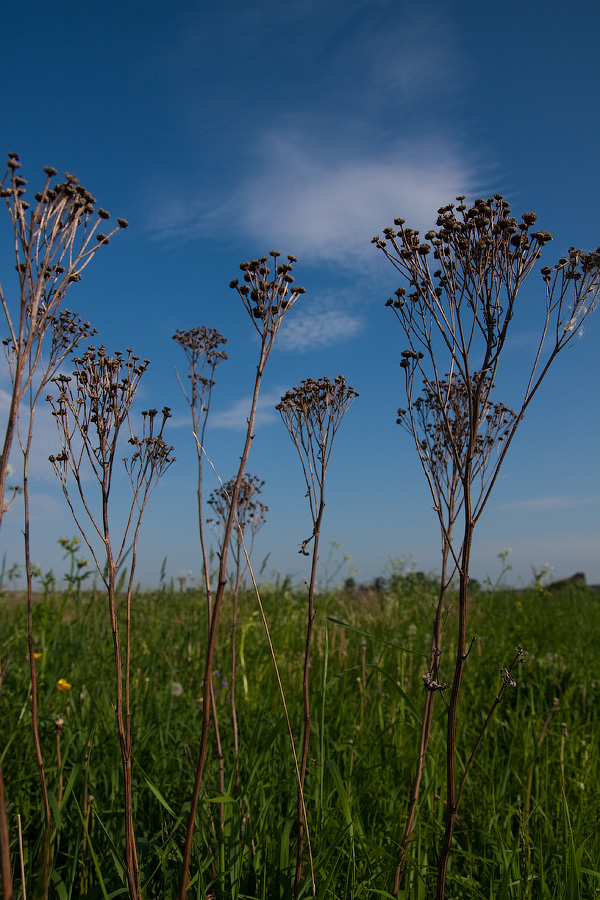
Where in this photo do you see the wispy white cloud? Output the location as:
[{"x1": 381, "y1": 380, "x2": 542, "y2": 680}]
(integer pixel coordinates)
[
  {"x1": 209, "y1": 389, "x2": 284, "y2": 430},
  {"x1": 236, "y1": 126, "x2": 477, "y2": 265},
  {"x1": 278, "y1": 304, "x2": 362, "y2": 352},
  {"x1": 146, "y1": 5, "x2": 479, "y2": 271},
  {"x1": 497, "y1": 495, "x2": 599, "y2": 513},
  {"x1": 151, "y1": 131, "x2": 475, "y2": 270}
]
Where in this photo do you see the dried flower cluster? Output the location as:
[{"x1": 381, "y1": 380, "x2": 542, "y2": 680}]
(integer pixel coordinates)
[
  {"x1": 0, "y1": 155, "x2": 126, "y2": 530},
  {"x1": 1, "y1": 153, "x2": 127, "y2": 306},
  {"x1": 48, "y1": 346, "x2": 150, "y2": 480},
  {"x1": 207, "y1": 473, "x2": 268, "y2": 550},
  {"x1": 48, "y1": 309, "x2": 96, "y2": 360},
  {"x1": 277, "y1": 376, "x2": 358, "y2": 516},
  {"x1": 398, "y1": 372, "x2": 516, "y2": 513},
  {"x1": 376, "y1": 195, "x2": 599, "y2": 363},
  {"x1": 172, "y1": 326, "x2": 228, "y2": 412},
  {"x1": 126, "y1": 408, "x2": 175, "y2": 489},
  {"x1": 278, "y1": 376, "x2": 358, "y2": 551},
  {"x1": 230, "y1": 252, "x2": 305, "y2": 342}
]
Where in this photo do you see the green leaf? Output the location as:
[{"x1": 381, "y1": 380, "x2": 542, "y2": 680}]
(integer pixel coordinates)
[{"x1": 327, "y1": 617, "x2": 428, "y2": 657}]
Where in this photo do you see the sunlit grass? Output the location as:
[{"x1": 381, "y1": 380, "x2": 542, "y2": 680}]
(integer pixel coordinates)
[{"x1": 2, "y1": 575, "x2": 599, "y2": 898}]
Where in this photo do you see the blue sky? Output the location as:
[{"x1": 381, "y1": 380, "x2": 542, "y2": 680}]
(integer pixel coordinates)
[{"x1": 1, "y1": 0, "x2": 599, "y2": 588}]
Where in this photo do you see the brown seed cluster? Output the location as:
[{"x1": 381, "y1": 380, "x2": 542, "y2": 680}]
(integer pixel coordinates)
[
  {"x1": 49, "y1": 309, "x2": 97, "y2": 360},
  {"x1": 278, "y1": 376, "x2": 359, "y2": 431},
  {"x1": 375, "y1": 195, "x2": 552, "y2": 273},
  {"x1": 207, "y1": 473, "x2": 268, "y2": 547},
  {"x1": 47, "y1": 346, "x2": 150, "y2": 460},
  {"x1": 126, "y1": 408, "x2": 175, "y2": 484},
  {"x1": 277, "y1": 376, "x2": 358, "y2": 538},
  {"x1": 229, "y1": 252, "x2": 305, "y2": 338},
  {"x1": 172, "y1": 326, "x2": 228, "y2": 409},
  {"x1": 398, "y1": 372, "x2": 516, "y2": 491},
  {"x1": 47, "y1": 346, "x2": 174, "y2": 504},
  {"x1": 377, "y1": 196, "x2": 600, "y2": 314},
  {"x1": 1, "y1": 153, "x2": 128, "y2": 322},
  {"x1": 378, "y1": 195, "x2": 599, "y2": 369},
  {"x1": 377, "y1": 196, "x2": 554, "y2": 322},
  {"x1": 2, "y1": 152, "x2": 128, "y2": 229}
]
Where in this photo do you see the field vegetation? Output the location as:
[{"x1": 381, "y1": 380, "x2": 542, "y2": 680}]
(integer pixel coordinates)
[{"x1": 1, "y1": 563, "x2": 599, "y2": 899}]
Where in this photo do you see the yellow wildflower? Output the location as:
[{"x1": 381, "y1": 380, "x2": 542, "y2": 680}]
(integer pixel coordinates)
[
  {"x1": 57, "y1": 678, "x2": 72, "y2": 692},
  {"x1": 26, "y1": 652, "x2": 43, "y2": 660}
]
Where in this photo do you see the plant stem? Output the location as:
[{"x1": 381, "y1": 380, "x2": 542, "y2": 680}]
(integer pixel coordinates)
[
  {"x1": 435, "y1": 517, "x2": 473, "y2": 900},
  {"x1": 179, "y1": 346, "x2": 267, "y2": 898},
  {"x1": 0, "y1": 656, "x2": 13, "y2": 900},
  {"x1": 294, "y1": 503, "x2": 323, "y2": 900},
  {"x1": 392, "y1": 540, "x2": 449, "y2": 894},
  {"x1": 24, "y1": 452, "x2": 51, "y2": 899}
]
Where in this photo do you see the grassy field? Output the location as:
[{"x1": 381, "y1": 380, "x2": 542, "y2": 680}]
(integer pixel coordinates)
[{"x1": 1, "y1": 570, "x2": 599, "y2": 899}]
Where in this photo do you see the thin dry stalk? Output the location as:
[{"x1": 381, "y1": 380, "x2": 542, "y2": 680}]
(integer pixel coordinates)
[
  {"x1": 179, "y1": 253, "x2": 305, "y2": 898},
  {"x1": 173, "y1": 326, "x2": 227, "y2": 619},
  {"x1": 48, "y1": 348, "x2": 174, "y2": 900},
  {"x1": 207, "y1": 474, "x2": 267, "y2": 768},
  {"x1": 277, "y1": 375, "x2": 358, "y2": 899},
  {"x1": 55, "y1": 716, "x2": 65, "y2": 806},
  {"x1": 374, "y1": 197, "x2": 599, "y2": 899},
  {"x1": 17, "y1": 813, "x2": 25, "y2": 900},
  {"x1": 0, "y1": 654, "x2": 13, "y2": 900},
  {"x1": 236, "y1": 514, "x2": 316, "y2": 896},
  {"x1": 174, "y1": 327, "x2": 228, "y2": 825},
  {"x1": 80, "y1": 738, "x2": 93, "y2": 896},
  {"x1": 454, "y1": 648, "x2": 526, "y2": 809},
  {"x1": 15, "y1": 310, "x2": 96, "y2": 898}
]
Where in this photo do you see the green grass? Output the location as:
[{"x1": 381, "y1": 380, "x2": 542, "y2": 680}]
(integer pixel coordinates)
[{"x1": 2, "y1": 575, "x2": 599, "y2": 898}]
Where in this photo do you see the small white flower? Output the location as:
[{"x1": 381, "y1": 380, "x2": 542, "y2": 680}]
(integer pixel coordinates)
[{"x1": 171, "y1": 681, "x2": 184, "y2": 697}]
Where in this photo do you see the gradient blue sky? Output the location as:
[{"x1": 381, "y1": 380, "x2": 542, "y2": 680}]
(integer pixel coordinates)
[{"x1": 1, "y1": 0, "x2": 599, "y2": 588}]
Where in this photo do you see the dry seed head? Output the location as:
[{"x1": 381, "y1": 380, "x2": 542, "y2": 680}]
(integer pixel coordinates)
[{"x1": 232, "y1": 252, "x2": 305, "y2": 334}]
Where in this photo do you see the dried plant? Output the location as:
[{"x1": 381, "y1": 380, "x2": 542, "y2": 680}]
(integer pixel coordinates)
[
  {"x1": 0, "y1": 153, "x2": 127, "y2": 528},
  {"x1": 374, "y1": 196, "x2": 599, "y2": 898},
  {"x1": 207, "y1": 473, "x2": 268, "y2": 577},
  {"x1": 277, "y1": 375, "x2": 358, "y2": 899},
  {"x1": 47, "y1": 346, "x2": 174, "y2": 900},
  {"x1": 9, "y1": 309, "x2": 96, "y2": 896},
  {"x1": 207, "y1": 473, "x2": 267, "y2": 762},
  {"x1": 0, "y1": 153, "x2": 124, "y2": 897},
  {"x1": 0, "y1": 653, "x2": 13, "y2": 900},
  {"x1": 173, "y1": 326, "x2": 228, "y2": 820},
  {"x1": 393, "y1": 372, "x2": 516, "y2": 889},
  {"x1": 179, "y1": 253, "x2": 305, "y2": 898},
  {"x1": 173, "y1": 326, "x2": 228, "y2": 612}
]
